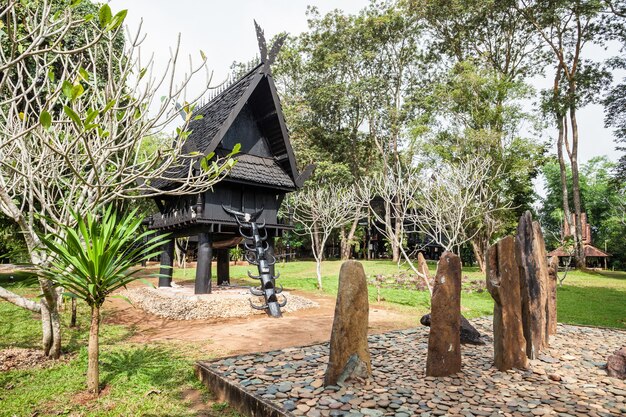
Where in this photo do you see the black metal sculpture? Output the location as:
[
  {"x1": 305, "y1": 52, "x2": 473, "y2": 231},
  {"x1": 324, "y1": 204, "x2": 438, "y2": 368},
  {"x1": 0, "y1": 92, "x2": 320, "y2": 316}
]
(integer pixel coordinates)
[{"x1": 223, "y1": 206, "x2": 286, "y2": 318}]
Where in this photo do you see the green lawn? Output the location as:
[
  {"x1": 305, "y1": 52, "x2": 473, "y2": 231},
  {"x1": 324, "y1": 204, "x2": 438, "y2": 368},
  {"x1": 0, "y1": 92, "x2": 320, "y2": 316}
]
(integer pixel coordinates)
[
  {"x1": 175, "y1": 259, "x2": 626, "y2": 328},
  {"x1": 1, "y1": 260, "x2": 624, "y2": 416},
  {"x1": 0, "y1": 278, "x2": 242, "y2": 417}
]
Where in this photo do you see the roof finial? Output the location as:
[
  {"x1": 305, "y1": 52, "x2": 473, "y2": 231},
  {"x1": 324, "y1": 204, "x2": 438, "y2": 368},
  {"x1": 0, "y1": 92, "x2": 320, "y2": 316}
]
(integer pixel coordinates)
[
  {"x1": 254, "y1": 20, "x2": 268, "y2": 63},
  {"x1": 254, "y1": 21, "x2": 287, "y2": 73}
]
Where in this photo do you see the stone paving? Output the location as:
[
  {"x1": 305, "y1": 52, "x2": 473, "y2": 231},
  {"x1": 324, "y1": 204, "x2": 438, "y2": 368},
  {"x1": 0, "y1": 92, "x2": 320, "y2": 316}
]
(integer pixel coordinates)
[{"x1": 204, "y1": 318, "x2": 626, "y2": 417}]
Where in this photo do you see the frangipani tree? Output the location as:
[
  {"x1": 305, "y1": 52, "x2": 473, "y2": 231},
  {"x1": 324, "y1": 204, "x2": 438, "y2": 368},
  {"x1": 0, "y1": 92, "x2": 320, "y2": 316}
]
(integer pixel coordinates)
[
  {"x1": 410, "y1": 156, "x2": 505, "y2": 257},
  {"x1": 360, "y1": 157, "x2": 504, "y2": 295},
  {"x1": 359, "y1": 163, "x2": 433, "y2": 294},
  {"x1": 0, "y1": 2, "x2": 236, "y2": 358},
  {"x1": 39, "y1": 206, "x2": 169, "y2": 394},
  {"x1": 291, "y1": 184, "x2": 362, "y2": 290}
]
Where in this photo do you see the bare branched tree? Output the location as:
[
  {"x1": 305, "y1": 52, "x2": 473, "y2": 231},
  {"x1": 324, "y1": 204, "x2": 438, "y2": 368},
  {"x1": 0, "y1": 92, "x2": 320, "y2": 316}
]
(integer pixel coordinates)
[
  {"x1": 410, "y1": 157, "x2": 506, "y2": 256},
  {"x1": 0, "y1": 2, "x2": 236, "y2": 358},
  {"x1": 360, "y1": 157, "x2": 504, "y2": 295},
  {"x1": 290, "y1": 184, "x2": 362, "y2": 290},
  {"x1": 359, "y1": 163, "x2": 433, "y2": 294}
]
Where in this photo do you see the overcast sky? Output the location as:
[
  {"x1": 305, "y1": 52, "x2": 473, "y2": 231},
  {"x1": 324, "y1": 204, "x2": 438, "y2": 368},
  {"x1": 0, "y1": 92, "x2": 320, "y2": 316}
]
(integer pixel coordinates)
[{"x1": 108, "y1": 0, "x2": 622, "y2": 170}]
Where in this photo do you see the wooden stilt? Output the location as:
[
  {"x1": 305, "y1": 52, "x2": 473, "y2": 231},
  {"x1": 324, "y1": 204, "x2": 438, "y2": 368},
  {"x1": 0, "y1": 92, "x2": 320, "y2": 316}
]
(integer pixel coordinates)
[
  {"x1": 158, "y1": 238, "x2": 174, "y2": 287},
  {"x1": 217, "y1": 248, "x2": 230, "y2": 285},
  {"x1": 195, "y1": 232, "x2": 213, "y2": 294}
]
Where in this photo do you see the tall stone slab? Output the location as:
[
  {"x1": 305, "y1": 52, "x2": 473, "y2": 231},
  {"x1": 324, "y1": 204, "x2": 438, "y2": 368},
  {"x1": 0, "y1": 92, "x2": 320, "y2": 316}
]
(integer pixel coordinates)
[
  {"x1": 426, "y1": 252, "x2": 462, "y2": 377},
  {"x1": 417, "y1": 252, "x2": 431, "y2": 280},
  {"x1": 516, "y1": 211, "x2": 550, "y2": 359},
  {"x1": 486, "y1": 236, "x2": 528, "y2": 371},
  {"x1": 547, "y1": 255, "x2": 559, "y2": 336},
  {"x1": 324, "y1": 261, "x2": 372, "y2": 386}
]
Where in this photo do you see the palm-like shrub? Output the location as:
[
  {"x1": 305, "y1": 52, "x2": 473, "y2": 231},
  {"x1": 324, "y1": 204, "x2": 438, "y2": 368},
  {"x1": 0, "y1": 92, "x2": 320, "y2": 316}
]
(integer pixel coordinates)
[{"x1": 39, "y1": 206, "x2": 168, "y2": 393}]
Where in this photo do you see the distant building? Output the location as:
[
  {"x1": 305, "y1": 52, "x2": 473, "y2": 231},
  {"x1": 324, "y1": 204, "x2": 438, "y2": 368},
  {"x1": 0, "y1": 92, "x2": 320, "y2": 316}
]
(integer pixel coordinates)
[{"x1": 547, "y1": 213, "x2": 609, "y2": 268}]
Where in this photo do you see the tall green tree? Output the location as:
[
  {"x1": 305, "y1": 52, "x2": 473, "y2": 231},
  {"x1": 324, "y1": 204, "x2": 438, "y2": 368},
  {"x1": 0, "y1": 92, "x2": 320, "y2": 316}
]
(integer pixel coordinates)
[
  {"x1": 516, "y1": 0, "x2": 612, "y2": 267},
  {"x1": 603, "y1": 1, "x2": 626, "y2": 182},
  {"x1": 409, "y1": 0, "x2": 549, "y2": 270},
  {"x1": 414, "y1": 61, "x2": 545, "y2": 270},
  {"x1": 275, "y1": 1, "x2": 426, "y2": 261}
]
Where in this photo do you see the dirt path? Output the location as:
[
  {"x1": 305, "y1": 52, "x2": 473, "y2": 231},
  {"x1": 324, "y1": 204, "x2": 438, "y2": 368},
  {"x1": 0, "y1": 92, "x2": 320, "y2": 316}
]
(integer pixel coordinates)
[{"x1": 103, "y1": 284, "x2": 416, "y2": 357}]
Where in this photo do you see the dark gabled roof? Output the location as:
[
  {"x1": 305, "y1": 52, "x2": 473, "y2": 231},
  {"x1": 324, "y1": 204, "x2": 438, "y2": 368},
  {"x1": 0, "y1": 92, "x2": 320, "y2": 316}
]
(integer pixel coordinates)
[
  {"x1": 226, "y1": 153, "x2": 294, "y2": 189},
  {"x1": 152, "y1": 62, "x2": 300, "y2": 192},
  {"x1": 181, "y1": 65, "x2": 262, "y2": 155},
  {"x1": 547, "y1": 245, "x2": 610, "y2": 258}
]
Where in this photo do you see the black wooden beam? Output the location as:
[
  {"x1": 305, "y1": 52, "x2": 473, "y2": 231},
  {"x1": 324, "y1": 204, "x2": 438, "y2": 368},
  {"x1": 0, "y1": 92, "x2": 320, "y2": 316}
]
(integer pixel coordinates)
[
  {"x1": 217, "y1": 249, "x2": 230, "y2": 286},
  {"x1": 158, "y1": 238, "x2": 175, "y2": 287},
  {"x1": 195, "y1": 232, "x2": 213, "y2": 294}
]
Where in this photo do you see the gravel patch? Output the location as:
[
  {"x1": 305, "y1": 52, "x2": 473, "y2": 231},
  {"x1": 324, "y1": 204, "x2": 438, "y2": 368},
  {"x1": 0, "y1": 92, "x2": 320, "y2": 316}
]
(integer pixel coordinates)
[
  {"x1": 203, "y1": 318, "x2": 626, "y2": 416},
  {"x1": 122, "y1": 286, "x2": 319, "y2": 320},
  {"x1": 0, "y1": 348, "x2": 48, "y2": 372}
]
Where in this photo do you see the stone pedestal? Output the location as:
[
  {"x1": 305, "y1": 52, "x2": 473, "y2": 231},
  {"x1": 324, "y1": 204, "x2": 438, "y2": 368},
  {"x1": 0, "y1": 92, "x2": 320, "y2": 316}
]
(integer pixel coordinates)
[
  {"x1": 486, "y1": 235, "x2": 528, "y2": 371},
  {"x1": 516, "y1": 211, "x2": 550, "y2": 359},
  {"x1": 324, "y1": 261, "x2": 372, "y2": 386},
  {"x1": 426, "y1": 252, "x2": 462, "y2": 377}
]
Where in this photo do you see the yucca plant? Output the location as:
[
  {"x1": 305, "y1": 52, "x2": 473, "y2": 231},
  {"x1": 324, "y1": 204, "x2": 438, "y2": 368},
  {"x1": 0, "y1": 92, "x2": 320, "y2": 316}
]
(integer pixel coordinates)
[{"x1": 39, "y1": 206, "x2": 168, "y2": 394}]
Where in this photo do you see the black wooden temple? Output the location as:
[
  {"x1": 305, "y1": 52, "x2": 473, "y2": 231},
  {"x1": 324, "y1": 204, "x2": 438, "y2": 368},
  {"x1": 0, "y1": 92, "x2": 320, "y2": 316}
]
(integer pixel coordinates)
[{"x1": 148, "y1": 25, "x2": 310, "y2": 310}]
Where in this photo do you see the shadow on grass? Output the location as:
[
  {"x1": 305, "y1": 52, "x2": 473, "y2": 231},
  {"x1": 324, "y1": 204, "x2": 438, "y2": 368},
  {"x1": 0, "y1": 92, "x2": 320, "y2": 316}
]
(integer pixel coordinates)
[
  {"x1": 579, "y1": 269, "x2": 626, "y2": 280},
  {"x1": 0, "y1": 271, "x2": 39, "y2": 287},
  {"x1": 101, "y1": 345, "x2": 187, "y2": 389},
  {"x1": 0, "y1": 301, "x2": 42, "y2": 349}
]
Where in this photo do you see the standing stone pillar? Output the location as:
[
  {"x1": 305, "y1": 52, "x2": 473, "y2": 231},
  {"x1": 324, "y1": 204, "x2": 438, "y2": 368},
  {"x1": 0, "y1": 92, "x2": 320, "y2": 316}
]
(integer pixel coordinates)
[
  {"x1": 324, "y1": 261, "x2": 372, "y2": 386},
  {"x1": 158, "y1": 238, "x2": 175, "y2": 288},
  {"x1": 426, "y1": 251, "x2": 462, "y2": 377},
  {"x1": 486, "y1": 236, "x2": 528, "y2": 371},
  {"x1": 516, "y1": 211, "x2": 550, "y2": 359},
  {"x1": 547, "y1": 255, "x2": 559, "y2": 336},
  {"x1": 217, "y1": 248, "x2": 230, "y2": 286},
  {"x1": 417, "y1": 252, "x2": 430, "y2": 280},
  {"x1": 195, "y1": 232, "x2": 213, "y2": 294}
]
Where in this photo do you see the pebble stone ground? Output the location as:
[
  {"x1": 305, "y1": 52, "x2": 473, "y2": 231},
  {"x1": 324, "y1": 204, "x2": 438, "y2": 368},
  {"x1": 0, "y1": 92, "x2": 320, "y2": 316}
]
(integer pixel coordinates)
[
  {"x1": 205, "y1": 318, "x2": 626, "y2": 417},
  {"x1": 122, "y1": 286, "x2": 319, "y2": 320}
]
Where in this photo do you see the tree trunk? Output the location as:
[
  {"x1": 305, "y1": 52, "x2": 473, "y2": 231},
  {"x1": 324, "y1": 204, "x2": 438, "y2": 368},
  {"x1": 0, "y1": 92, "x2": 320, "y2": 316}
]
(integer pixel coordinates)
[
  {"x1": 393, "y1": 212, "x2": 402, "y2": 263},
  {"x1": 40, "y1": 300, "x2": 53, "y2": 355},
  {"x1": 313, "y1": 223, "x2": 322, "y2": 261},
  {"x1": 70, "y1": 298, "x2": 77, "y2": 328},
  {"x1": 553, "y1": 64, "x2": 576, "y2": 260},
  {"x1": 39, "y1": 276, "x2": 61, "y2": 359},
  {"x1": 471, "y1": 240, "x2": 486, "y2": 273},
  {"x1": 569, "y1": 107, "x2": 585, "y2": 267},
  {"x1": 383, "y1": 198, "x2": 398, "y2": 262},
  {"x1": 315, "y1": 259, "x2": 323, "y2": 290},
  {"x1": 87, "y1": 305, "x2": 100, "y2": 394},
  {"x1": 339, "y1": 226, "x2": 348, "y2": 260},
  {"x1": 556, "y1": 115, "x2": 573, "y2": 234},
  {"x1": 341, "y1": 216, "x2": 360, "y2": 260},
  {"x1": 0, "y1": 192, "x2": 62, "y2": 358}
]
